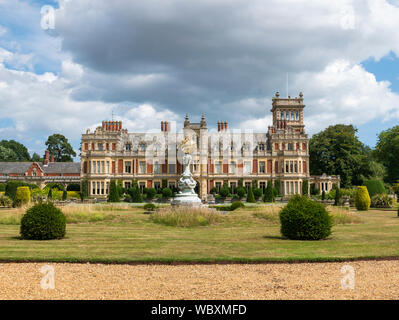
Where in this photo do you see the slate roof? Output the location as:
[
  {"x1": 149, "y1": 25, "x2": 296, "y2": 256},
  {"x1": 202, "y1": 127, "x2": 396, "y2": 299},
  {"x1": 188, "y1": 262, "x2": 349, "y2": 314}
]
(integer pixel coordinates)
[
  {"x1": 0, "y1": 162, "x2": 81, "y2": 175},
  {"x1": 0, "y1": 162, "x2": 35, "y2": 174},
  {"x1": 42, "y1": 162, "x2": 81, "y2": 174}
]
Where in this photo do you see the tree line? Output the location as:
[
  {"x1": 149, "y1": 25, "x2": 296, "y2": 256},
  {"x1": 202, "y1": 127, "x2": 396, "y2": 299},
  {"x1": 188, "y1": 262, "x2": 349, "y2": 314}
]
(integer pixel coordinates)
[
  {"x1": 0, "y1": 134, "x2": 76, "y2": 162},
  {"x1": 309, "y1": 124, "x2": 399, "y2": 188}
]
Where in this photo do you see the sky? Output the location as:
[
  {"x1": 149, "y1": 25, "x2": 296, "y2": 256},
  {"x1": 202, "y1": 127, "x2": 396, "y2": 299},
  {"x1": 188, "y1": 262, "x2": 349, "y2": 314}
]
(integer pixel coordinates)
[{"x1": 0, "y1": 0, "x2": 399, "y2": 160}]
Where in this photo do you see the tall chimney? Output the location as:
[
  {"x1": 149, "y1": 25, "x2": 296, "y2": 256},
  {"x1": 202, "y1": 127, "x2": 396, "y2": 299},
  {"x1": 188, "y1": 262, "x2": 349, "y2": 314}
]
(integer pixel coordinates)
[
  {"x1": 44, "y1": 150, "x2": 49, "y2": 165},
  {"x1": 50, "y1": 155, "x2": 55, "y2": 163},
  {"x1": 224, "y1": 121, "x2": 228, "y2": 130},
  {"x1": 218, "y1": 121, "x2": 221, "y2": 132}
]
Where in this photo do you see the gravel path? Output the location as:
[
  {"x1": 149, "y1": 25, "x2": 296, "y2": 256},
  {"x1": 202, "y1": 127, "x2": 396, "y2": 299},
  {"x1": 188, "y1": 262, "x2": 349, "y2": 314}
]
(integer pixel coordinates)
[{"x1": 0, "y1": 261, "x2": 398, "y2": 300}]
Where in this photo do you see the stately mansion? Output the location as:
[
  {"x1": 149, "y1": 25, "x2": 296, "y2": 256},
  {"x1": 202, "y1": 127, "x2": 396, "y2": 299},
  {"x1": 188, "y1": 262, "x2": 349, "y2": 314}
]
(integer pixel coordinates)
[{"x1": 80, "y1": 92, "x2": 340, "y2": 200}]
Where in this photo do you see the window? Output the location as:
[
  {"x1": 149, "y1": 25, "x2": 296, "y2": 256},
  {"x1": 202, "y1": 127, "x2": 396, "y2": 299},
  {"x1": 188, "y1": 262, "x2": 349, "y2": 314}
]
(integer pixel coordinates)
[
  {"x1": 106, "y1": 161, "x2": 110, "y2": 174},
  {"x1": 259, "y1": 143, "x2": 265, "y2": 151},
  {"x1": 291, "y1": 112, "x2": 295, "y2": 120},
  {"x1": 84, "y1": 143, "x2": 88, "y2": 151},
  {"x1": 97, "y1": 182, "x2": 100, "y2": 195},
  {"x1": 154, "y1": 161, "x2": 161, "y2": 174},
  {"x1": 230, "y1": 182, "x2": 237, "y2": 192},
  {"x1": 101, "y1": 182, "x2": 105, "y2": 195},
  {"x1": 101, "y1": 161, "x2": 105, "y2": 174},
  {"x1": 112, "y1": 143, "x2": 116, "y2": 151},
  {"x1": 259, "y1": 182, "x2": 266, "y2": 192},
  {"x1": 215, "y1": 162, "x2": 222, "y2": 174},
  {"x1": 92, "y1": 181, "x2": 96, "y2": 195},
  {"x1": 294, "y1": 162, "x2": 298, "y2": 173},
  {"x1": 125, "y1": 144, "x2": 132, "y2": 151},
  {"x1": 290, "y1": 161, "x2": 293, "y2": 173},
  {"x1": 244, "y1": 161, "x2": 251, "y2": 174},
  {"x1": 125, "y1": 161, "x2": 131, "y2": 173},
  {"x1": 274, "y1": 143, "x2": 279, "y2": 151},
  {"x1": 286, "y1": 112, "x2": 289, "y2": 120},
  {"x1": 285, "y1": 161, "x2": 289, "y2": 173},
  {"x1": 245, "y1": 182, "x2": 251, "y2": 190},
  {"x1": 154, "y1": 181, "x2": 161, "y2": 191},
  {"x1": 215, "y1": 182, "x2": 222, "y2": 193},
  {"x1": 139, "y1": 143, "x2": 146, "y2": 152},
  {"x1": 106, "y1": 182, "x2": 109, "y2": 194},
  {"x1": 259, "y1": 161, "x2": 266, "y2": 174},
  {"x1": 229, "y1": 162, "x2": 236, "y2": 174},
  {"x1": 124, "y1": 182, "x2": 131, "y2": 189},
  {"x1": 280, "y1": 111, "x2": 284, "y2": 119},
  {"x1": 288, "y1": 143, "x2": 293, "y2": 151},
  {"x1": 139, "y1": 182, "x2": 146, "y2": 193},
  {"x1": 139, "y1": 161, "x2": 146, "y2": 173},
  {"x1": 168, "y1": 164, "x2": 176, "y2": 174},
  {"x1": 169, "y1": 182, "x2": 176, "y2": 190},
  {"x1": 98, "y1": 143, "x2": 103, "y2": 151},
  {"x1": 296, "y1": 112, "x2": 299, "y2": 120}
]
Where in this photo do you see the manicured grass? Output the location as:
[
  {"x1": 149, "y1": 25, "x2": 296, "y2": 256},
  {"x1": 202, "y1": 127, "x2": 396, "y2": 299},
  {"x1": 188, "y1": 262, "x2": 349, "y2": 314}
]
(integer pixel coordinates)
[{"x1": 0, "y1": 204, "x2": 398, "y2": 263}]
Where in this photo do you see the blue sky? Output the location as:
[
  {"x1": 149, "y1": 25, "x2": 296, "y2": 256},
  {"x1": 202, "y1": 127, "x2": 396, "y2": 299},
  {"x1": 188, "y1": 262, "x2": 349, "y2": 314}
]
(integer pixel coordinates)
[{"x1": 0, "y1": 0, "x2": 399, "y2": 160}]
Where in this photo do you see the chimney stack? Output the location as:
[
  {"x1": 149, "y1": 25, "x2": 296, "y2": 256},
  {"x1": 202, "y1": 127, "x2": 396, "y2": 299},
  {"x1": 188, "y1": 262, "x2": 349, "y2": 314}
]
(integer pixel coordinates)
[
  {"x1": 44, "y1": 150, "x2": 50, "y2": 166},
  {"x1": 50, "y1": 155, "x2": 55, "y2": 163}
]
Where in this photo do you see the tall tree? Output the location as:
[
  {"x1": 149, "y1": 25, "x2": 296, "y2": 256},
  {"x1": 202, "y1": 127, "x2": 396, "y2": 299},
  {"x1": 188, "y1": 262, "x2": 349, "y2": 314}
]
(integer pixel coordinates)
[
  {"x1": 0, "y1": 145, "x2": 18, "y2": 161},
  {"x1": 374, "y1": 126, "x2": 399, "y2": 184},
  {"x1": 309, "y1": 124, "x2": 372, "y2": 188},
  {"x1": 45, "y1": 134, "x2": 76, "y2": 162},
  {"x1": 0, "y1": 140, "x2": 30, "y2": 161},
  {"x1": 31, "y1": 153, "x2": 42, "y2": 162}
]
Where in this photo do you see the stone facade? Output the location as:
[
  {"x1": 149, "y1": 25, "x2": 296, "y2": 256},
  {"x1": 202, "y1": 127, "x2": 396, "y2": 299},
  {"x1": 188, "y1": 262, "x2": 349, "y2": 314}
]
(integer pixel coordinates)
[{"x1": 81, "y1": 92, "x2": 318, "y2": 200}]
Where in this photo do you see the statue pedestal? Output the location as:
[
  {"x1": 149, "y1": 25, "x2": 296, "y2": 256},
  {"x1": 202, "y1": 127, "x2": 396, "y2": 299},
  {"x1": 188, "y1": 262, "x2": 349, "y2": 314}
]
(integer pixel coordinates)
[
  {"x1": 172, "y1": 152, "x2": 202, "y2": 207},
  {"x1": 172, "y1": 193, "x2": 202, "y2": 207}
]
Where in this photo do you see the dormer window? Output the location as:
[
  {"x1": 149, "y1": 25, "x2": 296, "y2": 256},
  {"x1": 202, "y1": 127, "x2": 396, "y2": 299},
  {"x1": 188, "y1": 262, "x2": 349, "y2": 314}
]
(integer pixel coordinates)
[
  {"x1": 259, "y1": 143, "x2": 265, "y2": 151},
  {"x1": 125, "y1": 144, "x2": 132, "y2": 151}
]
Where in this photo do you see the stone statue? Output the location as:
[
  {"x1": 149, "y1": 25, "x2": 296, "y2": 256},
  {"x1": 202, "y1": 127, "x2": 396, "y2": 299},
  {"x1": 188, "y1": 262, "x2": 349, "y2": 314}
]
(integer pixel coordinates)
[{"x1": 172, "y1": 135, "x2": 202, "y2": 206}]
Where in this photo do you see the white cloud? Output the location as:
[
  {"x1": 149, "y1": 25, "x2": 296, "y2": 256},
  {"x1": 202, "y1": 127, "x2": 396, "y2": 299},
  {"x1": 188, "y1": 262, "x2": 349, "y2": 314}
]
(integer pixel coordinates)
[{"x1": 294, "y1": 60, "x2": 399, "y2": 134}]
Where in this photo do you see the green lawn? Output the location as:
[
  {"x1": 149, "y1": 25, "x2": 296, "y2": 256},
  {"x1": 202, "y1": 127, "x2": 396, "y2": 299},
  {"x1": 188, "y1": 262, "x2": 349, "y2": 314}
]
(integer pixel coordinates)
[{"x1": 0, "y1": 203, "x2": 398, "y2": 263}]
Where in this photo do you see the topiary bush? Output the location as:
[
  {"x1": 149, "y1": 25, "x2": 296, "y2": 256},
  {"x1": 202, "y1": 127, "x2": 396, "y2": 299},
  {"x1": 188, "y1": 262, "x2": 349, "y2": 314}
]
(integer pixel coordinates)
[
  {"x1": 279, "y1": 195, "x2": 332, "y2": 240},
  {"x1": 219, "y1": 184, "x2": 230, "y2": 198},
  {"x1": 62, "y1": 190, "x2": 67, "y2": 201},
  {"x1": 145, "y1": 188, "x2": 157, "y2": 200},
  {"x1": 246, "y1": 187, "x2": 256, "y2": 203},
  {"x1": 370, "y1": 194, "x2": 393, "y2": 208},
  {"x1": 364, "y1": 179, "x2": 386, "y2": 198},
  {"x1": 108, "y1": 179, "x2": 120, "y2": 202},
  {"x1": 144, "y1": 203, "x2": 157, "y2": 211},
  {"x1": 161, "y1": 187, "x2": 172, "y2": 199},
  {"x1": 263, "y1": 181, "x2": 275, "y2": 202},
  {"x1": 253, "y1": 188, "x2": 263, "y2": 200},
  {"x1": 14, "y1": 186, "x2": 31, "y2": 207},
  {"x1": 354, "y1": 186, "x2": 371, "y2": 211},
  {"x1": 236, "y1": 187, "x2": 246, "y2": 199},
  {"x1": 230, "y1": 201, "x2": 245, "y2": 211},
  {"x1": 334, "y1": 187, "x2": 341, "y2": 206},
  {"x1": 20, "y1": 202, "x2": 66, "y2": 240}
]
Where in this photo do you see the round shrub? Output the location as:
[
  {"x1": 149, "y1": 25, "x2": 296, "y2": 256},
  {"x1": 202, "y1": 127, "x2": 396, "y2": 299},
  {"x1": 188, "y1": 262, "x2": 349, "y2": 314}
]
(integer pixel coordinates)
[
  {"x1": 354, "y1": 186, "x2": 371, "y2": 211},
  {"x1": 219, "y1": 185, "x2": 230, "y2": 198},
  {"x1": 161, "y1": 187, "x2": 172, "y2": 199},
  {"x1": 230, "y1": 201, "x2": 245, "y2": 211},
  {"x1": 14, "y1": 186, "x2": 31, "y2": 207},
  {"x1": 253, "y1": 188, "x2": 263, "y2": 200},
  {"x1": 20, "y1": 202, "x2": 66, "y2": 240},
  {"x1": 144, "y1": 203, "x2": 157, "y2": 211},
  {"x1": 145, "y1": 188, "x2": 157, "y2": 200},
  {"x1": 279, "y1": 195, "x2": 332, "y2": 240},
  {"x1": 236, "y1": 187, "x2": 246, "y2": 199}
]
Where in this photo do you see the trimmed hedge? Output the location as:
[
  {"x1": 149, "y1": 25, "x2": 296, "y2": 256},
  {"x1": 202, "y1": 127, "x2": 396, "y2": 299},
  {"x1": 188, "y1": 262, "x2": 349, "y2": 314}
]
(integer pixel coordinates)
[
  {"x1": 264, "y1": 181, "x2": 275, "y2": 202},
  {"x1": 354, "y1": 186, "x2": 371, "y2": 211},
  {"x1": 364, "y1": 179, "x2": 386, "y2": 197},
  {"x1": 144, "y1": 203, "x2": 157, "y2": 211},
  {"x1": 129, "y1": 183, "x2": 143, "y2": 203},
  {"x1": 279, "y1": 195, "x2": 332, "y2": 240},
  {"x1": 230, "y1": 201, "x2": 245, "y2": 211},
  {"x1": 14, "y1": 186, "x2": 31, "y2": 207},
  {"x1": 20, "y1": 202, "x2": 66, "y2": 240}
]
